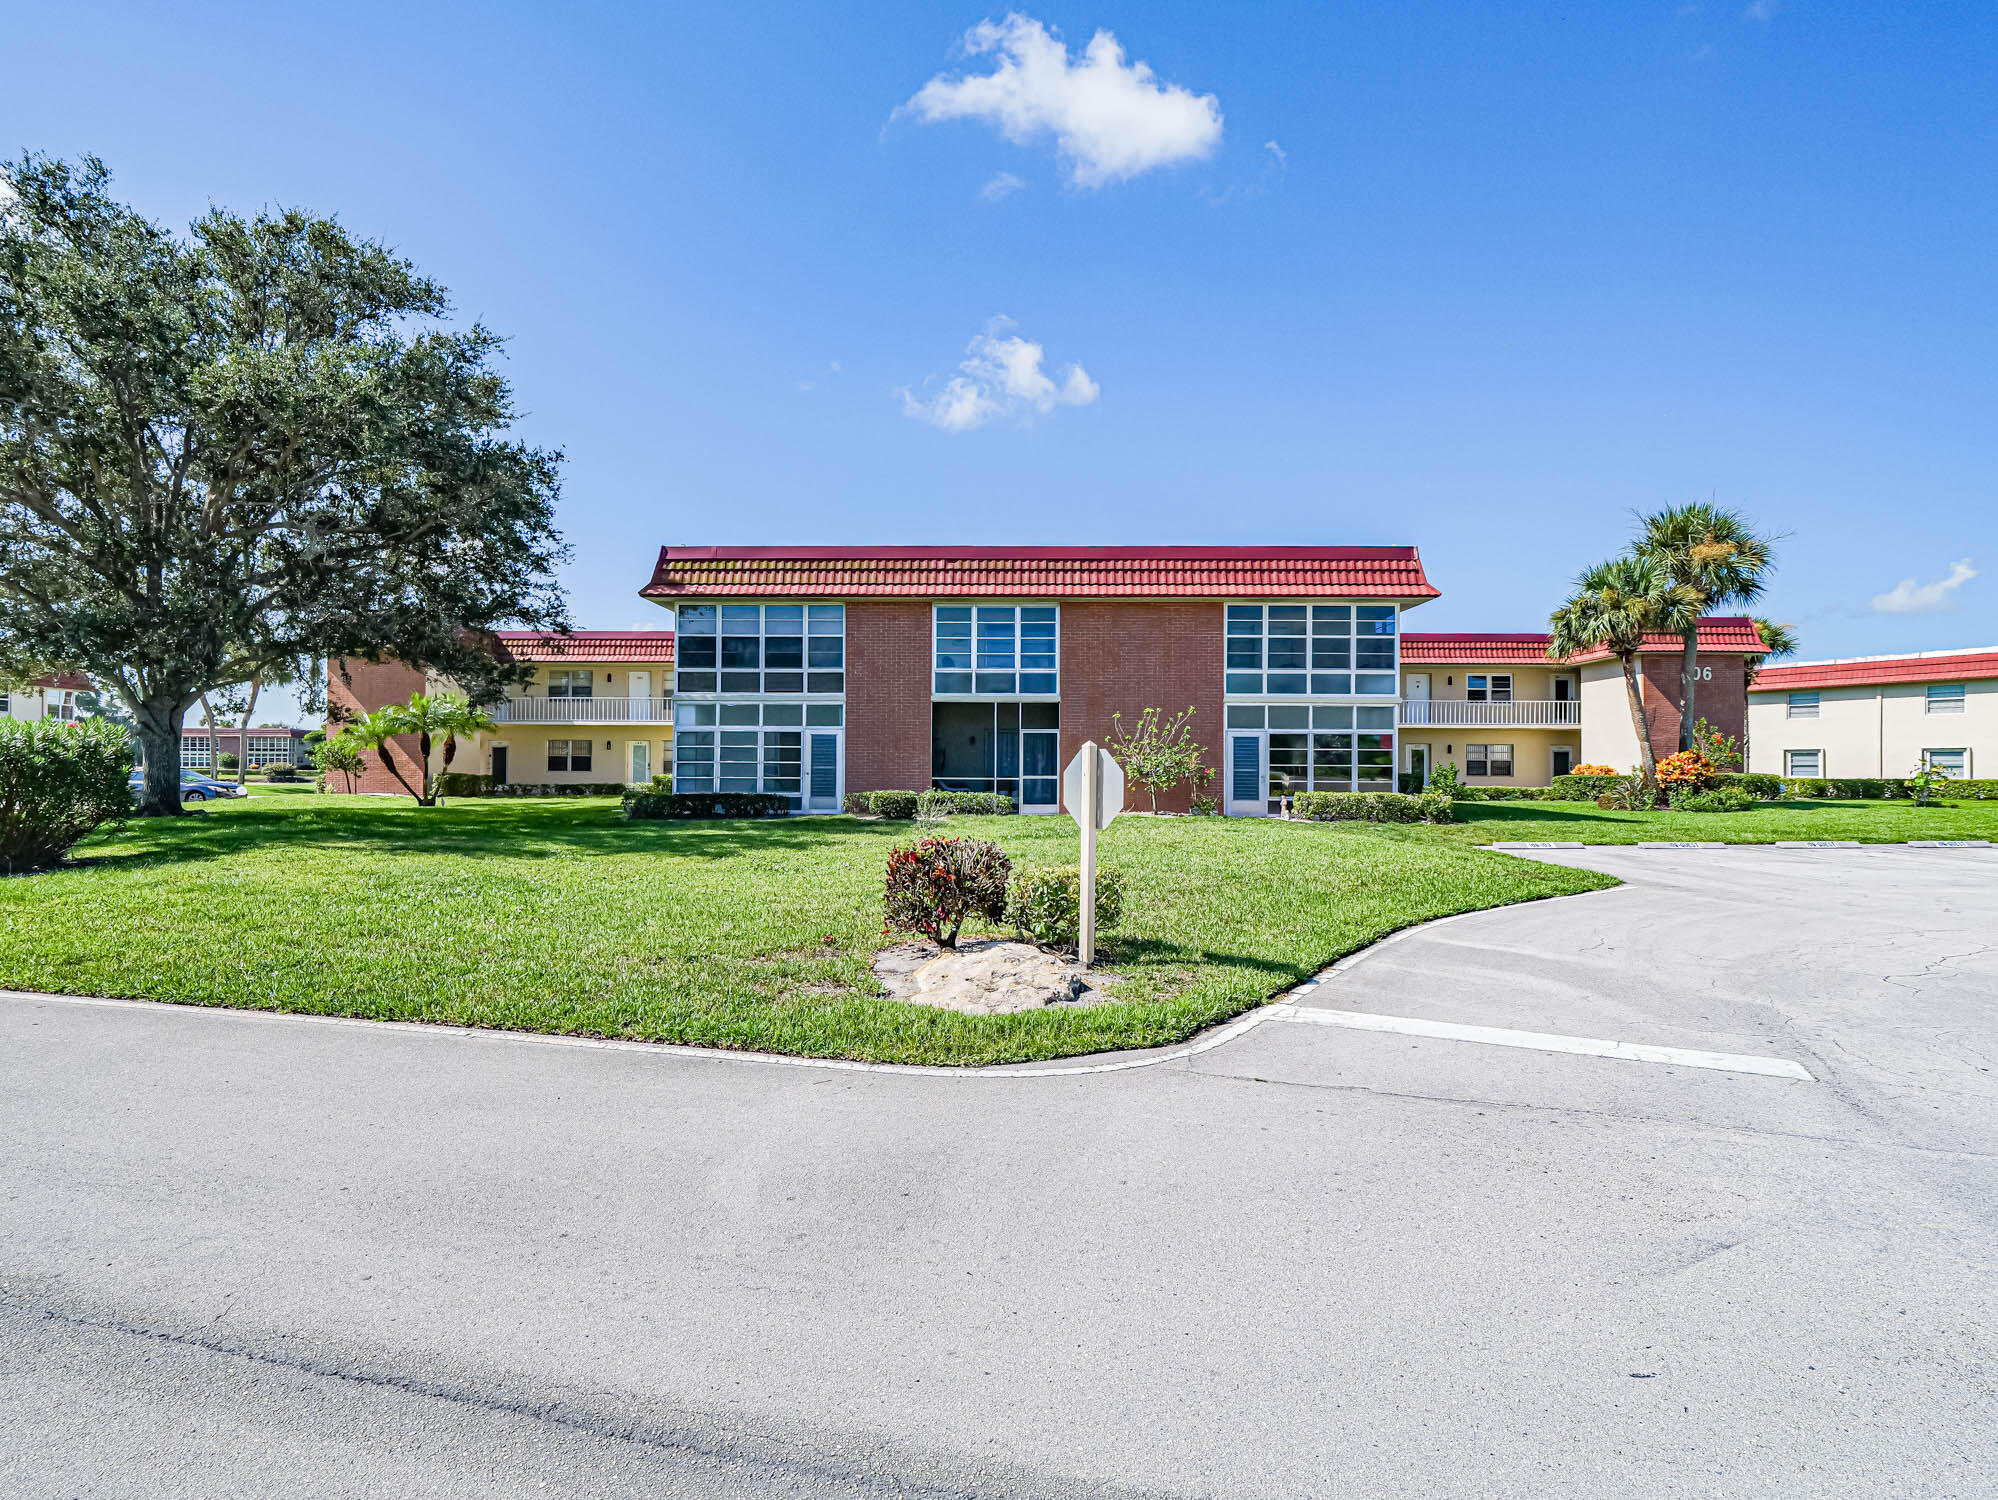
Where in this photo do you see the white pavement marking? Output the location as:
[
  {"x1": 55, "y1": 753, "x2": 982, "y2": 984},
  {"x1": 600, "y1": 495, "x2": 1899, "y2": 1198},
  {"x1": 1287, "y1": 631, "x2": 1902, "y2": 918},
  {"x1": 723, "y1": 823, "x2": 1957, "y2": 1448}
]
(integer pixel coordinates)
[
  {"x1": 1489, "y1": 841, "x2": 1583, "y2": 849},
  {"x1": 1908, "y1": 840, "x2": 1991, "y2": 848},
  {"x1": 1639, "y1": 841, "x2": 1724, "y2": 849},
  {"x1": 1262, "y1": 1003, "x2": 1814, "y2": 1080},
  {"x1": 1776, "y1": 840, "x2": 1861, "y2": 848}
]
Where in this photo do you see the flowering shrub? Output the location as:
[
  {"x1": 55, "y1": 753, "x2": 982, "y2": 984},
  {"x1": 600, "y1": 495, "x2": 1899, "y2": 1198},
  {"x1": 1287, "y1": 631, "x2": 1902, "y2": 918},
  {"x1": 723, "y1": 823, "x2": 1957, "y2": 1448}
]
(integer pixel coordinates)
[
  {"x1": 1006, "y1": 864, "x2": 1123, "y2": 949},
  {"x1": 1655, "y1": 750, "x2": 1719, "y2": 791},
  {"x1": 1669, "y1": 785, "x2": 1757, "y2": 813},
  {"x1": 1573, "y1": 764, "x2": 1617, "y2": 777},
  {"x1": 882, "y1": 836, "x2": 1012, "y2": 948}
]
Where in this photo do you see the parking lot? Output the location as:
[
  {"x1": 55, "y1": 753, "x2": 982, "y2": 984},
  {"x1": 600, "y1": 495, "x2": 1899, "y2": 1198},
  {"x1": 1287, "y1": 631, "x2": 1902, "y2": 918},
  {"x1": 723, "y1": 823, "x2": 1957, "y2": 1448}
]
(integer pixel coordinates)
[{"x1": 4, "y1": 847, "x2": 1993, "y2": 1498}]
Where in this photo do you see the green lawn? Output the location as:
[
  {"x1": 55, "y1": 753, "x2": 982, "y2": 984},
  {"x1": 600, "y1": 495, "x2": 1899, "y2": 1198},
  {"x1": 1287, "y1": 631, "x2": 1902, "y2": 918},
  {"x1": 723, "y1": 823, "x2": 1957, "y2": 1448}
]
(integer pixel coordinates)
[
  {"x1": 1428, "y1": 797, "x2": 1998, "y2": 846},
  {"x1": 0, "y1": 797, "x2": 1609, "y2": 1065}
]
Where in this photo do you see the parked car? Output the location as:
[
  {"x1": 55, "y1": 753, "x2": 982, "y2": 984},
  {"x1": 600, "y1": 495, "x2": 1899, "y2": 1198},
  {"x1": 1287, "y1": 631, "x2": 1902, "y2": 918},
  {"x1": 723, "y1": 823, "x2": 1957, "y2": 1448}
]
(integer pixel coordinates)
[{"x1": 127, "y1": 770, "x2": 248, "y2": 802}]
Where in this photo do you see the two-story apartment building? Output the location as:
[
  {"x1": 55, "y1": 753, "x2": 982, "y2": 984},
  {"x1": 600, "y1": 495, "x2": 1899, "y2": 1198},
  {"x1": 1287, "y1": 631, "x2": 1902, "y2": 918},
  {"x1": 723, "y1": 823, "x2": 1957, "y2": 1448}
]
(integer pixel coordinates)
[
  {"x1": 1, "y1": 672, "x2": 91, "y2": 723},
  {"x1": 328, "y1": 632, "x2": 675, "y2": 793},
  {"x1": 1747, "y1": 647, "x2": 1998, "y2": 781}
]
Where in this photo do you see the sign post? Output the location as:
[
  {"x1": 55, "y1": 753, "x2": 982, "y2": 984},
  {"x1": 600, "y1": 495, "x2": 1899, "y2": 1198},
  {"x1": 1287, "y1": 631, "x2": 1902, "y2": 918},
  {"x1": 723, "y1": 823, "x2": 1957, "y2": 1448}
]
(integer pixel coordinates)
[{"x1": 1062, "y1": 741, "x2": 1124, "y2": 967}]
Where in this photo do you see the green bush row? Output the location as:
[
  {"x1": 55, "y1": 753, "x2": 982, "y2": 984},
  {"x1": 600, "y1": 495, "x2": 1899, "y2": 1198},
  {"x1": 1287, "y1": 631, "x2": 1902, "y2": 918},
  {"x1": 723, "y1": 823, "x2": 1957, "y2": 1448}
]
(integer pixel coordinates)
[
  {"x1": 1290, "y1": 790, "x2": 1455, "y2": 824},
  {"x1": 842, "y1": 789, "x2": 1016, "y2": 819},
  {"x1": 1782, "y1": 777, "x2": 1998, "y2": 801},
  {"x1": 623, "y1": 791, "x2": 792, "y2": 820},
  {"x1": 436, "y1": 773, "x2": 631, "y2": 798}
]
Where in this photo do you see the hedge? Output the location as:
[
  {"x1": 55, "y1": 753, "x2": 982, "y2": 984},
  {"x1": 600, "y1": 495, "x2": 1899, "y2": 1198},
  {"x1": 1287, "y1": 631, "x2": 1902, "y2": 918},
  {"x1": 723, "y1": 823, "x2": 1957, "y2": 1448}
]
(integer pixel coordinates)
[
  {"x1": 1, "y1": 717, "x2": 134, "y2": 873},
  {"x1": 1782, "y1": 777, "x2": 1998, "y2": 801},
  {"x1": 437, "y1": 773, "x2": 631, "y2": 798},
  {"x1": 1290, "y1": 790, "x2": 1454, "y2": 824},
  {"x1": 866, "y1": 790, "x2": 920, "y2": 820},
  {"x1": 623, "y1": 791, "x2": 793, "y2": 820},
  {"x1": 917, "y1": 789, "x2": 1015, "y2": 817}
]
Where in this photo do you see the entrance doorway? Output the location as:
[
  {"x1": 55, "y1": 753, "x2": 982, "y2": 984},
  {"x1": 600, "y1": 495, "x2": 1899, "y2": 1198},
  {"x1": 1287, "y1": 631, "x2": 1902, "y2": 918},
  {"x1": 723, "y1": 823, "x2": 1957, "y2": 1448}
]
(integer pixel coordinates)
[
  {"x1": 1225, "y1": 733, "x2": 1263, "y2": 815},
  {"x1": 1551, "y1": 746, "x2": 1573, "y2": 778},
  {"x1": 629, "y1": 740, "x2": 650, "y2": 785},
  {"x1": 930, "y1": 702, "x2": 1060, "y2": 812},
  {"x1": 807, "y1": 731, "x2": 842, "y2": 812},
  {"x1": 1406, "y1": 744, "x2": 1430, "y2": 789},
  {"x1": 491, "y1": 745, "x2": 509, "y2": 786}
]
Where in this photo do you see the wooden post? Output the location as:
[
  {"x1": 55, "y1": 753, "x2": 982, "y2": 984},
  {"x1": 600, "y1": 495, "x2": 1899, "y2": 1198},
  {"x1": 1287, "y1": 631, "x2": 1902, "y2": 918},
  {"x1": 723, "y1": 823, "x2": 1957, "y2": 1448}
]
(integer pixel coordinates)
[{"x1": 1079, "y1": 740, "x2": 1098, "y2": 968}]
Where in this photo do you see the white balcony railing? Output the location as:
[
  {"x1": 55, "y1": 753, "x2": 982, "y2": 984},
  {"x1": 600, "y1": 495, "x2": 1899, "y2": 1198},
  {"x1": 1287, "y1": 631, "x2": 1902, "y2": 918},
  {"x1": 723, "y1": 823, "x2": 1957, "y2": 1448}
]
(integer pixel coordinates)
[
  {"x1": 1399, "y1": 699, "x2": 1581, "y2": 729},
  {"x1": 491, "y1": 696, "x2": 673, "y2": 725}
]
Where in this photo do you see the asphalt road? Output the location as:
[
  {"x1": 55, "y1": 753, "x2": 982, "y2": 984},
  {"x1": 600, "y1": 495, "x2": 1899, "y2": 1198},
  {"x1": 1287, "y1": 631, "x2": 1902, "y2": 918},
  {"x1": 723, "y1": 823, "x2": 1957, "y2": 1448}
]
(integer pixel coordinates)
[{"x1": 3, "y1": 847, "x2": 1994, "y2": 1498}]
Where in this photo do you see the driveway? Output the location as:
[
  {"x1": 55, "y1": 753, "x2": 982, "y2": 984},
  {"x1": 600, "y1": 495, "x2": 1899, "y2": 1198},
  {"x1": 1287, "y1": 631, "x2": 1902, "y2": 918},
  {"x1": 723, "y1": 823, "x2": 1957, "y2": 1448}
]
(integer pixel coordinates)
[{"x1": 3, "y1": 848, "x2": 1993, "y2": 1498}]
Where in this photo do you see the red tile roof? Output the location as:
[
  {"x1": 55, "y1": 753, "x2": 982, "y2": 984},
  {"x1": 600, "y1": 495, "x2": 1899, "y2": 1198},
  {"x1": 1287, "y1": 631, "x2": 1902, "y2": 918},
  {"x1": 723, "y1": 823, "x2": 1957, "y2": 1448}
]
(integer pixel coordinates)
[
  {"x1": 1750, "y1": 647, "x2": 1998, "y2": 692},
  {"x1": 29, "y1": 671, "x2": 93, "y2": 691},
  {"x1": 1403, "y1": 617, "x2": 1769, "y2": 665},
  {"x1": 642, "y1": 546, "x2": 1440, "y2": 601},
  {"x1": 493, "y1": 631, "x2": 675, "y2": 664}
]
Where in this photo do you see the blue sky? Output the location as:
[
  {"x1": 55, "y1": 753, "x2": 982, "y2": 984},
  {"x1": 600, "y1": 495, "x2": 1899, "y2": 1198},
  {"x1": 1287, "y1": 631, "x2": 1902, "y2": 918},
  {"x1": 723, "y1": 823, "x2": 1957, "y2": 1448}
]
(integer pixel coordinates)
[{"x1": 9, "y1": 2, "x2": 1994, "y2": 722}]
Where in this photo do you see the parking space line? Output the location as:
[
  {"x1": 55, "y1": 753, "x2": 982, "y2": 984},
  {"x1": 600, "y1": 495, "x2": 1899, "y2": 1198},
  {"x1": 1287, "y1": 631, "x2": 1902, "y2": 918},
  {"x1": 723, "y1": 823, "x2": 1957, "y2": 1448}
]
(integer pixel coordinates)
[{"x1": 1263, "y1": 1003, "x2": 1813, "y2": 1080}]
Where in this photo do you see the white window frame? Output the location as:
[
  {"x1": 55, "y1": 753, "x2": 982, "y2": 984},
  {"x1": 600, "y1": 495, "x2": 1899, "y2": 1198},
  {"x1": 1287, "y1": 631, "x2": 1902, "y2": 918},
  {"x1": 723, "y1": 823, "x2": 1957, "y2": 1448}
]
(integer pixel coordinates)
[
  {"x1": 1225, "y1": 702, "x2": 1398, "y2": 811},
  {"x1": 547, "y1": 738, "x2": 595, "y2": 774},
  {"x1": 1224, "y1": 601, "x2": 1400, "y2": 699},
  {"x1": 672, "y1": 602, "x2": 846, "y2": 699},
  {"x1": 1464, "y1": 743, "x2": 1514, "y2": 778},
  {"x1": 1785, "y1": 748, "x2": 1822, "y2": 778},
  {"x1": 1922, "y1": 748, "x2": 1969, "y2": 778},
  {"x1": 1925, "y1": 683, "x2": 1966, "y2": 715},
  {"x1": 1466, "y1": 674, "x2": 1513, "y2": 704},
  {"x1": 930, "y1": 603, "x2": 1060, "y2": 700},
  {"x1": 672, "y1": 700, "x2": 843, "y2": 807},
  {"x1": 1787, "y1": 691, "x2": 1820, "y2": 719}
]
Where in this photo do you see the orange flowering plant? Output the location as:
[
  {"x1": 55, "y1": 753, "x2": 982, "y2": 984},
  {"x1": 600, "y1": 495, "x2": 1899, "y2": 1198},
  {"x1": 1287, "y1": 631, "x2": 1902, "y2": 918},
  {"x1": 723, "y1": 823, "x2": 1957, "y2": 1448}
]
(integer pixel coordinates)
[{"x1": 1654, "y1": 749, "x2": 1719, "y2": 790}]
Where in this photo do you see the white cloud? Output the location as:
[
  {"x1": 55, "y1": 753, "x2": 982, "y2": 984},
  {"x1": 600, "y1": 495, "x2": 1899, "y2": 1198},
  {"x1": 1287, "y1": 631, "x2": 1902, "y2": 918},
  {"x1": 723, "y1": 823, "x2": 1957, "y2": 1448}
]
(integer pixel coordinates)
[
  {"x1": 1872, "y1": 558, "x2": 1978, "y2": 614},
  {"x1": 898, "y1": 14, "x2": 1223, "y2": 189},
  {"x1": 1263, "y1": 140, "x2": 1287, "y2": 169},
  {"x1": 1742, "y1": 0, "x2": 1778, "y2": 19},
  {"x1": 897, "y1": 318, "x2": 1099, "y2": 432},
  {"x1": 980, "y1": 170, "x2": 1028, "y2": 201}
]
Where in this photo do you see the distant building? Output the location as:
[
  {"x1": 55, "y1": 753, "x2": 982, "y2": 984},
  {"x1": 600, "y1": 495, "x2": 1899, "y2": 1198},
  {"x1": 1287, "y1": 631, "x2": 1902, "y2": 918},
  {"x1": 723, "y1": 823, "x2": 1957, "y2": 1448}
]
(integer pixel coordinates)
[
  {"x1": 181, "y1": 724, "x2": 313, "y2": 769},
  {"x1": 1748, "y1": 647, "x2": 1998, "y2": 781},
  {"x1": 0, "y1": 672, "x2": 93, "y2": 723}
]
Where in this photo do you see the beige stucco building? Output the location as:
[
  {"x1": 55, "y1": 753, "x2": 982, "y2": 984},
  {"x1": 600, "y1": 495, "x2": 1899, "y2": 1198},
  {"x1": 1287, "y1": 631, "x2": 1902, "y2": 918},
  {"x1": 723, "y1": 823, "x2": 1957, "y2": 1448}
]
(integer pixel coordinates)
[{"x1": 1747, "y1": 647, "x2": 1997, "y2": 781}]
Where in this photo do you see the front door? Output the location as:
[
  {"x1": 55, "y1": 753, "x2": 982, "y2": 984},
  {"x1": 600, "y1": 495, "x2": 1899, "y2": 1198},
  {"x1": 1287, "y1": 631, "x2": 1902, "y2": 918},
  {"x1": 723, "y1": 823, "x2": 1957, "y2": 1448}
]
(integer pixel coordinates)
[
  {"x1": 1226, "y1": 733, "x2": 1263, "y2": 816},
  {"x1": 1406, "y1": 744, "x2": 1429, "y2": 789},
  {"x1": 1404, "y1": 672, "x2": 1430, "y2": 726},
  {"x1": 1020, "y1": 730, "x2": 1059, "y2": 811},
  {"x1": 1551, "y1": 747, "x2": 1573, "y2": 778},
  {"x1": 807, "y1": 731, "x2": 841, "y2": 812},
  {"x1": 491, "y1": 745, "x2": 509, "y2": 785},
  {"x1": 629, "y1": 740, "x2": 650, "y2": 785}
]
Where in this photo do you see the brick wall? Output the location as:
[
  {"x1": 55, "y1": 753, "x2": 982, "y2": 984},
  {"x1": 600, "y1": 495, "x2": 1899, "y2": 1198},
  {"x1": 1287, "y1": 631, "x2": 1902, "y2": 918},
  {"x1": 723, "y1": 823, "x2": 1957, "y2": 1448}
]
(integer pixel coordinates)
[
  {"x1": 1058, "y1": 602, "x2": 1226, "y2": 814},
  {"x1": 327, "y1": 658, "x2": 426, "y2": 794},
  {"x1": 845, "y1": 602, "x2": 933, "y2": 794},
  {"x1": 1642, "y1": 653, "x2": 1750, "y2": 763}
]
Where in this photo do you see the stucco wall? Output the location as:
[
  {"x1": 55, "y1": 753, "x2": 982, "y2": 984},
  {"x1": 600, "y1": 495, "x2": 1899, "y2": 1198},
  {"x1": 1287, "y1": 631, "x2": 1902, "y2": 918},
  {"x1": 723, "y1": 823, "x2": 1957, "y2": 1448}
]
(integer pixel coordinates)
[{"x1": 1748, "y1": 678, "x2": 1997, "y2": 779}]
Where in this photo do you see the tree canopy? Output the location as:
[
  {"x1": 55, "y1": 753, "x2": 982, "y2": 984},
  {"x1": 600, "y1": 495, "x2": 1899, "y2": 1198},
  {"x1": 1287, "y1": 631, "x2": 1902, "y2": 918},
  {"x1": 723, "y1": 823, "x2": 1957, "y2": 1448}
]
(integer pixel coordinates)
[{"x1": 0, "y1": 155, "x2": 569, "y2": 812}]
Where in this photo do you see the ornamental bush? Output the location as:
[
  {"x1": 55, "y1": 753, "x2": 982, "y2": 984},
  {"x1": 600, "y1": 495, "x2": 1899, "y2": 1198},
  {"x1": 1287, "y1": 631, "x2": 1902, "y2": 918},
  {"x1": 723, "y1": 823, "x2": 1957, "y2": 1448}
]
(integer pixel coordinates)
[
  {"x1": 868, "y1": 790, "x2": 920, "y2": 820},
  {"x1": 1595, "y1": 771, "x2": 1655, "y2": 811},
  {"x1": 882, "y1": 835, "x2": 1012, "y2": 948},
  {"x1": 1573, "y1": 763, "x2": 1617, "y2": 777},
  {"x1": 1552, "y1": 773, "x2": 1623, "y2": 801},
  {"x1": 916, "y1": 789, "x2": 1015, "y2": 818},
  {"x1": 1716, "y1": 772, "x2": 1782, "y2": 800},
  {"x1": 1006, "y1": 864, "x2": 1124, "y2": 949},
  {"x1": 263, "y1": 763, "x2": 301, "y2": 783},
  {"x1": 0, "y1": 718, "x2": 134, "y2": 874},
  {"x1": 1290, "y1": 790, "x2": 1454, "y2": 824},
  {"x1": 1655, "y1": 749, "x2": 1719, "y2": 792},
  {"x1": 842, "y1": 792, "x2": 872, "y2": 814},
  {"x1": 1669, "y1": 785, "x2": 1758, "y2": 813},
  {"x1": 624, "y1": 790, "x2": 792, "y2": 819}
]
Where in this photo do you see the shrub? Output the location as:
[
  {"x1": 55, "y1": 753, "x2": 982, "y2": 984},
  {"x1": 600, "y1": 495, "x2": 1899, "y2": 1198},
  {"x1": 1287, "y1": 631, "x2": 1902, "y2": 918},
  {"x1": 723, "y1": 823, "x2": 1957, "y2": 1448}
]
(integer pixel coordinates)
[
  {"x1": 869, "y1": 790, "x2": 920, "y2": 820},
  {"x1": 1551, "y1": 773, "x2": 1625, "y2": 801},
  {"x1": 883, "y1": 836, "x2": 1012, "y2": 948},
  {"x1": 436, "y1": 771, "x2": 494, "y2": 798},
  {"x1": 1715, "y1": 772, "x2": 1782, "y2": 800},
  {"x1": 1188, "y1": 792, "x2": 1219, "y2": 816},
  {"x1": 917, "y1": 789, "x2": 1015, "y2": 818},
  {"x1": 263, "y1": 763, "x2": 301, "y2": 783},
  {"x1": 1669, "y1": 785, "x2": 1758, "y2": 813},
  {"x1": 1572, "y1": 763, "x2": 1617, "y2": 777},
  {"x1": 1106, "y1": 705, "x2": 1212, "y2": 813},
  {"x1": 1427, "y1": 761, "x2": 1466, "y2": 800},
  {"x1": 623, "y1": 791, "x2": 792, "y2": 820},
  {"x1": 1655, "y1": 749, "x2": 1719, "y2": 792},
  {"x1": 217, "y1": 752, "x2": 239, "y2": 771},
  {"x1": 649, "y1": 774, "x2": 673, "y2": 793},
  {"x1": 842, "y1": 792, "x2": 872, "y2": 815},
  {"x1": 1290, "y1": 790, "x2": 1454, "y2": 824},
  {"x1": 0, "y1": 718, "x2": 134, "y2": 874},
  {"x1": 1596, "y1": 771, "x2": 1655, "y2": 811},
  {"x1": 1906, "y1": 760, "x2": 1955, "y2": 807},
  {"x1": 491, "y1": 782, "x2": 628, "y2": 798},
  {"x1": 1690, "y1": 717, "x2": 1743, "y2": 770},
  {"x1": 1006, "y1": 864, "x2": 1124, "y2": 949}
]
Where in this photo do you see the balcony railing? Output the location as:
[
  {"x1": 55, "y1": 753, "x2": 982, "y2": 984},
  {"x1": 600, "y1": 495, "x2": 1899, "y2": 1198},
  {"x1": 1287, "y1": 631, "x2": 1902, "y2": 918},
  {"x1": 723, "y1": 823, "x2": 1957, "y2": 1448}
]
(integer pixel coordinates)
[
  {"x1": 491, "y1": 696, "x2": 673, "y2": 725},
  {"x1": 1399, "y1": 698, "x2": 1581, "y2": 728}
]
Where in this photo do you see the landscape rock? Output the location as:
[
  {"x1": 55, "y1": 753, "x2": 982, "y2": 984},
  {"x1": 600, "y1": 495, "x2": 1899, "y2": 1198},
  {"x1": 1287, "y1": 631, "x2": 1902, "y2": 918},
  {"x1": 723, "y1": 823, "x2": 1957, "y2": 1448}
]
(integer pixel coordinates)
[{"x1": 873, "y1": 939, "x2": 1120, "y2": 1015}]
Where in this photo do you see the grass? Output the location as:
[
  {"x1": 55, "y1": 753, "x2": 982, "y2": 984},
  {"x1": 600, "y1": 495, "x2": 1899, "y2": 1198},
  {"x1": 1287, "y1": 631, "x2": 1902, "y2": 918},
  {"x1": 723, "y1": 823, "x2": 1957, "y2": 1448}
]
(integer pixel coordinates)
[
  {"x1": 0, "y1": 797, "x2": 1610, "y2": 1066},
  {"x1": 1424, "y1": 796, "x2": 1998, "y2": 846}
]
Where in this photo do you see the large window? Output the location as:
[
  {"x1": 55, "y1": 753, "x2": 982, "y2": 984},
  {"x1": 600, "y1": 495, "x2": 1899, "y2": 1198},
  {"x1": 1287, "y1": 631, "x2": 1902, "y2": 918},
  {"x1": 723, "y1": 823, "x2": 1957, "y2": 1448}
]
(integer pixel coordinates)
[
  {"x1": 1465, "y1": 743, "x2": 1514, "y2": 777},
  {"x1": 183, "y1": 738, "x2": 212, "y2": 769},
  {"x1": 1466, "y1": 675, "x2": 1512, "y2": 704},
  {"x1": 1926, "y1": 683, "x2": 1966, "y2": 714},
  {"x1": 674, "y1": 701, "x2": 842, "y2": 805},
  {"x1": 1226, "y1": 704, "x2": 1395, "y2": 810},
  {"x1": 1787, "y1": 691, "x2": 1820, "y2": 719},
  {"x1": 933, "y1": 606, "x2": 1058, "y2": 696},
  {"x1": 547, "y1": 739, "x2": 594, "y2": 773},
  {"x1": 675, "y1": 604, "x2": 844, "y2": 695},
  {"x1": 547, "y1": 670, "x2": 594, "y2": 699},
  {"x1": 1785, "y1": 748, "x2": 1822, "y2": 778},
  {"x1": 1225, "y1": 604, "x2": 1397, "y2": 696},
  {"x1": 247, "y1": 734, "x2": 297, "y2": 765}
]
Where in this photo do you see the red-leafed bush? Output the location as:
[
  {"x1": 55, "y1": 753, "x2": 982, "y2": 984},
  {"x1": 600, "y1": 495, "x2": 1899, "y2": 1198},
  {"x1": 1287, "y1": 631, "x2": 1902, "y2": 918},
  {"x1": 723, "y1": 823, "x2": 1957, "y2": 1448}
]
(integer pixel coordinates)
[
  {"x1": 1655, "y1": 749, "x2": 1719, "y2": 790},
  {"x1": 883, "y1": 836, "x2": 1012, "y2": 949}
]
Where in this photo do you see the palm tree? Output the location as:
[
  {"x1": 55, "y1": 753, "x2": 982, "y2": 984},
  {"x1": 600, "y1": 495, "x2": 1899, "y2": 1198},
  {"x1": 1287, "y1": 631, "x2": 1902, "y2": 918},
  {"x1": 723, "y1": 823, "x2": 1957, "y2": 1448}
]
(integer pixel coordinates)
[
  {"x1": 1548, "y1": 557, "x2": 1701, "y2": 789},
  {"x1": 343, "y1": 693, "x2": 495, "y2": 805},
  {"x1": 1745, "y1": 617, "x2": 1798, "y2": 685},
  {"x1": 1635, "y1": 504, "x2": 1776, "y2": 750}
]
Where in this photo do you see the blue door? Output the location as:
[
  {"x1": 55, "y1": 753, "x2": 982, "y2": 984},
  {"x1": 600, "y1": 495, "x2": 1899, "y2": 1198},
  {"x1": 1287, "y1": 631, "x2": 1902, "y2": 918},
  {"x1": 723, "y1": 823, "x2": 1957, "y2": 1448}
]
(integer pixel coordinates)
[{"x1": 808, "y1": 732, "x2": 840, "y2": 811}]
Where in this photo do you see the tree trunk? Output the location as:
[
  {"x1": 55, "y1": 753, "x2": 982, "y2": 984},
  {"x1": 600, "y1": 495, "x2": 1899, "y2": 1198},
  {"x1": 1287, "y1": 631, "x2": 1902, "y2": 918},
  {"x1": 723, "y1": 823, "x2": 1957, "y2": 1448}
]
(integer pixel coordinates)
[
  {"x1": 417, "y1": 730, "x2": 436, "y2": 806},
  {"x1": 133, "y1": 693, "x2": 188, "y2": 816},
  {"x1": 1679, "y1": 626, "x2": 1699, "y2": 753},
  {"x1": 1621, "y1": 655, "x2": 1658, "y2": 790},
  {"x1": 234, "y1": 674, "x2": 262, "y2": 787}
]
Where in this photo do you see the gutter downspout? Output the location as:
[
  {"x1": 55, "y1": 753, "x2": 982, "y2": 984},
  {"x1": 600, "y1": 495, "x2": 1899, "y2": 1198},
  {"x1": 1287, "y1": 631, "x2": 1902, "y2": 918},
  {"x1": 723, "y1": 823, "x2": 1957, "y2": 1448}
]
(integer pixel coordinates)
[{"x1": 1878, "y1": 690, "x2": 1885, "y2": 779}]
